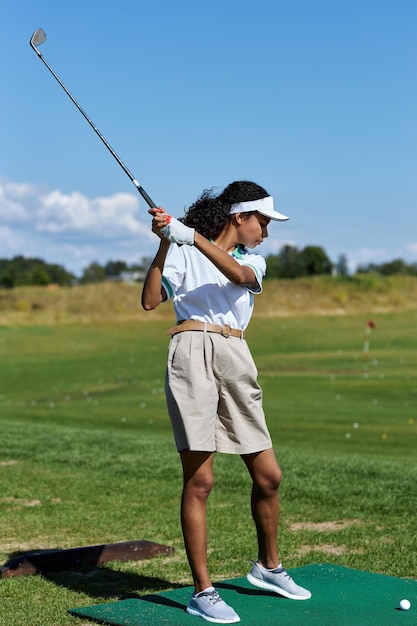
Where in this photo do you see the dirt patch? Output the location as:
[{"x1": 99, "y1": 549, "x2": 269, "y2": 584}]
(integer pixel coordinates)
[
  {"x1": 0, "y1": 460, "x2": 18, "y2": 466},
  {"x1": 2, "y1": 497, "x2": 41, "y2": 507},
  {"x1": 289, "y1": 519, "x2": 362, "y2": 532},
  {"x1": 296, "y1": 543, "x2": 363, "y2": 556},
  {"x1": 0, "y1": 540, "x2": 49, "y2": 552},
  {"x1": 0, "y1": 539, "x2": 55, "y2": 563}
]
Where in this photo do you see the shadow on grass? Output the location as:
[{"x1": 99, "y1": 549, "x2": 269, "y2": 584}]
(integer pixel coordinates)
[
  {"x1": 1, "y1": 538, "x2": 180, "y2": 602},
  {"x1": 44, "y1": 565, "x2": 181, "y2": 600},
  {"x1": 2, "y1": 547, "x2": 182, "y2": 601}
]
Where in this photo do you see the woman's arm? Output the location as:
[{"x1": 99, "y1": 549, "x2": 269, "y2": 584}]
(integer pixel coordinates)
[
  {"x1": 141, "y1": 238, "x2": 171, "y2": 310},
  {"x1": 141, "y1": 209, "x2": 172, "y2": 311},
  {"x1": 193, "y1": 232, "x2": 258, "y2": 290}
]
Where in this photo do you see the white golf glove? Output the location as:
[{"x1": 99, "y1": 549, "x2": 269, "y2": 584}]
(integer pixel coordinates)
[{"x1": 160, "y1": 217, "x2": 195, "y2": 245}]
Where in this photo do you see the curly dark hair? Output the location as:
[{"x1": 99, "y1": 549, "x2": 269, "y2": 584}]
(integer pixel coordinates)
[{"x1": 181, "y1": 180, "x2": 269, "y2": 239}]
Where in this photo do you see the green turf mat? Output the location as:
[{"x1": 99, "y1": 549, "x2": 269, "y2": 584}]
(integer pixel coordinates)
[{"x1": 69, "y1": 564, "x2": 417, "y2": 625}]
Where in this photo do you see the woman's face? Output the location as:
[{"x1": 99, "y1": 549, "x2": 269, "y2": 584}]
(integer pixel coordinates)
[{"x1": 237, "y1": 212, "x2": 270, "y2": 248}]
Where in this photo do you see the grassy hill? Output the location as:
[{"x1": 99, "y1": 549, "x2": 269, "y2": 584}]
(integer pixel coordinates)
[
  {"x1": 1, "y1": 274, "x2": 417, "y2": 325},
  {"x1": 1, "y1": 278, "x2": 416, "y2": 625}
]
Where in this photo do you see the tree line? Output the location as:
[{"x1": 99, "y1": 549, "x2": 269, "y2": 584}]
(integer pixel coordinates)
[
  {"x1": 1, "y1": 248, "x2": 416, "y2": 288},
  {"x1": 266, "y1": 245, "x2": 417, "y2": 279},
  {"x1": 0, "y1": 256, "x2": 152, "y2": 288}
]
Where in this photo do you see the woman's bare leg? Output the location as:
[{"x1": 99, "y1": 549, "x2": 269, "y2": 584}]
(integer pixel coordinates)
[
  {"x1": 180, "y1": 450, "x2": 215, "y2": 592},
  {"x1": 241, "y1": 448, "x2": 282, "y2": 568}
]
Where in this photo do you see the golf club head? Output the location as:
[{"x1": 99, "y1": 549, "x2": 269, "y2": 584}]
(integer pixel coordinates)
[{"x1": 30, "y1": 29, "x2": 47, "y2": 51}]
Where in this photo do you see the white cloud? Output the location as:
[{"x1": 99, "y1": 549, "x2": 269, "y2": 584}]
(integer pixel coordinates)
[
  {"x1": 0, "y1": 177, "x2": 152, "y2": 238},
  {"x1": 343, "y1": 245, "x2": 417, "y2": 272},
  {"x1": 354, "y1": 248, "x2": 389, "y2": 264},
  {"x1": 38, "y1": 189, "x2": 150, "y2": 237},
  {"x1": 0, "y1": 177, "x2": 157, "y2": 275},
  {"x1": 260, "y1": 235, "x2": 298, "y2": 257},
  {"x1": 0, "y1": 225, "x2": 23, "y2": 253},
  {"x1": 0, "y1": 180, "x2": 33, "y2": 222}
]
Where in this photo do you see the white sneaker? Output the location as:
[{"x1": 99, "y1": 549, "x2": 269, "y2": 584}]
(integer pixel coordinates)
[
  {"x1": 186, "y1": 587, "x2": 241, "y2": 623},
  {"x1": 247, "y1": 561, "x2": 312, "y2": 600}
]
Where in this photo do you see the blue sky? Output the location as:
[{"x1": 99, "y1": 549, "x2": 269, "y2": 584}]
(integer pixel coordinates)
[{"x1": 1, "y1": 0, "x2": 416, "y2": 276}]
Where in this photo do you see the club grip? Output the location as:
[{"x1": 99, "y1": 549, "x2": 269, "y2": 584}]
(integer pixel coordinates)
[{"x1": 132, "y1": 180, "x2": 157, "y2": 208}]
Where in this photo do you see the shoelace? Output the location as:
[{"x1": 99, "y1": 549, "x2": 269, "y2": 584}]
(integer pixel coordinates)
[{"x1": 197, "y1": 590, "x2": 222, "y2": 605}]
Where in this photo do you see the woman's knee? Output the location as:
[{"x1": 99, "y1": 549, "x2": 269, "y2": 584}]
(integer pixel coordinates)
[
  {"x1": 184, "y1": 471, "x2": 214, "y2": 500},
  {"x1": 269, "y1": 465, "x2": 282, "y2": 491},
  {"x1": 243, "y1": 450, "x2": 282, "y2": 492},
  {"x1": 256, "y1": 464, "x2": 281, "y2": 494},
  {"x1": 181, "y1": 451, "x2": 215, "y2": 499}
]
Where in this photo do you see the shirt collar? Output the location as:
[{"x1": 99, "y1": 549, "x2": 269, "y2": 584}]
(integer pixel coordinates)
[
  {"x1": 209, "y1": 240, "x2": 244, "y2": 259},
  {"x1": 232, "y1": 245, "x2": 244, "y2": 259}
]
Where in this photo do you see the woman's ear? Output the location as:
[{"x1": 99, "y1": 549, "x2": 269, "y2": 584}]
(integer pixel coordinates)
[{"x1": 233, "y1": 212, "x2": 246, "y2": 225}]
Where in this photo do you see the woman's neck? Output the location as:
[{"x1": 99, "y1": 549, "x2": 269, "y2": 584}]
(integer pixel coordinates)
[{"x1": 213, "y1": 224, "x2": 238, "y2": 253}]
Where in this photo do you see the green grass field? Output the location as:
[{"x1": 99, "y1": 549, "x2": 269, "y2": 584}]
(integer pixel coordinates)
[{"x1": 0, "y1": 310, "x2": 416, "y2": 625}]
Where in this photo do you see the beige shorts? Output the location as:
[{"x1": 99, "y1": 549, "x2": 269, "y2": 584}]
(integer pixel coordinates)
[{"x1": 165, "y1": 330, "x2": 273, "y2": 454}]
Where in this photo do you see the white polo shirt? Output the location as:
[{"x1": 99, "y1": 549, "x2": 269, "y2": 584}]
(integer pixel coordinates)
[{"x1": 162, "y1": 243, "x2": 266, "y2": 330}]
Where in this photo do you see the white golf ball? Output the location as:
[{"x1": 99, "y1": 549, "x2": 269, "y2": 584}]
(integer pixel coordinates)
[{"x1": 399, "y1": 599, "x2": 411, "y2": 611}]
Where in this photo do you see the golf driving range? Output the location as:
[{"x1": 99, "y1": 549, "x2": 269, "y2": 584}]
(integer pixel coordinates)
[{"x1": 0, "y1": 280, "x2": 416, "y2": 624}]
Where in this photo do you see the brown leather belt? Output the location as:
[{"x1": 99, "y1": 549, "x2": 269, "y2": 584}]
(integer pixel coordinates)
[{"x1": 166, "y1": 319, "x2": 245, "y2": 339}]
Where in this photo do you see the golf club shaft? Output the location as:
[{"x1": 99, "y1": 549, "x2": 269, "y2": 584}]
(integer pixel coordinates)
[{"x1": 31, "y1": 38, "x2": 157, "y2": 208}]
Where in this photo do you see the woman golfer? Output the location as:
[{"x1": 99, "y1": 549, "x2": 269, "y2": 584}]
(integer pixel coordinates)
[{"x1": 142, "y1": 181, "x2": 311, "y2": 624}]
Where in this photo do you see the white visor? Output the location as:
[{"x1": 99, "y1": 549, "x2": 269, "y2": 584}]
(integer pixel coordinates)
[{"x1": 229, "y1": 196, "x2": 289, "y2": 221}]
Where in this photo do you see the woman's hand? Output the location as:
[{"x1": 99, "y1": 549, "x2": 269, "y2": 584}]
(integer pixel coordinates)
[
  {"x1": 149, "y1": 207, "x2": 172, "y2": 240},
  {"x1": 149, "y1": 207, "x2": 195, "y2": 245}
]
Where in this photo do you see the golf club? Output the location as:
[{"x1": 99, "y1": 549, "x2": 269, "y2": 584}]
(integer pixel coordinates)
[{"x1": 30, "y1": 28, "x2": 157, "y2": 209}]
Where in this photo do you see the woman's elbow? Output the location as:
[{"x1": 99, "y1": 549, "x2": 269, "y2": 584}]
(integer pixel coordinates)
[
  {"x1": 233, "y1": 271, "x2": 254, "y2": 287},
  {"x1": 141, "y1": 289, "x2": 165, "y2": 311},
  {"x1": 141, "y1": 284, "x2": 166, "y2": 311},
  {"x1": 141, "y1": 297, "x2": 157, "y2": 311}
]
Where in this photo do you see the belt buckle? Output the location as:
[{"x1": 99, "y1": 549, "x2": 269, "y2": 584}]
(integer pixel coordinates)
[{"x1": 221, "y1": 324, "x2": 231, "y2": 338}]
